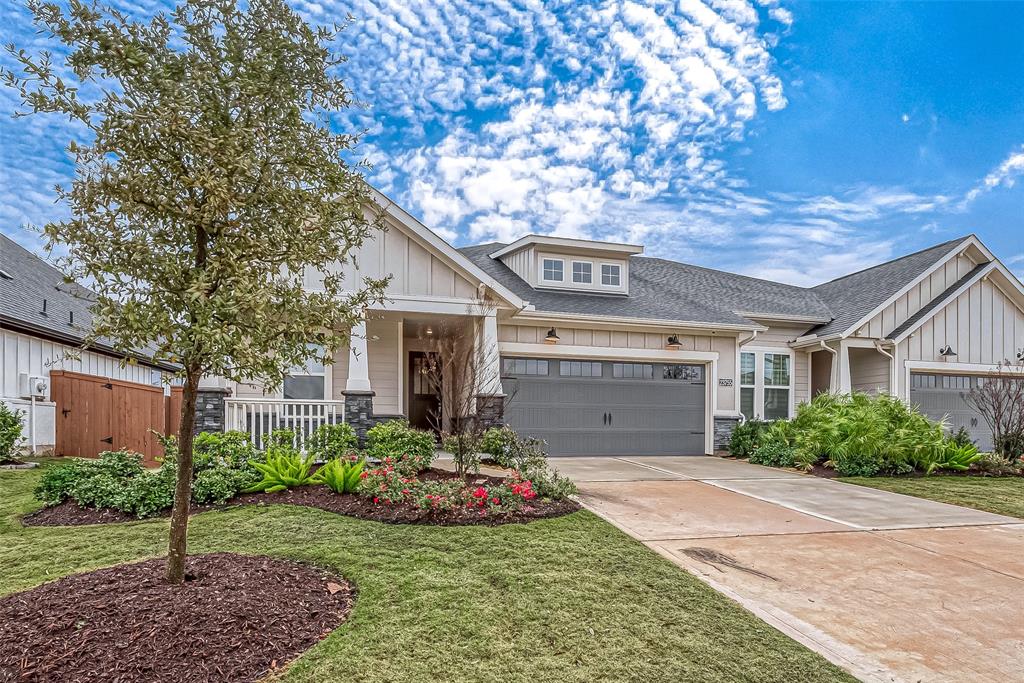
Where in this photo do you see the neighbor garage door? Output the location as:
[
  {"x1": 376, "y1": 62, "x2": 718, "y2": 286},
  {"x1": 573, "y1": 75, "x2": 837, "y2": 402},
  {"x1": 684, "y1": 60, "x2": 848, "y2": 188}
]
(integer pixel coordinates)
[
  {"x1": 909, "y1": 373, "x2": 992, "y2": 451},
  {"x1": 500, "y1": 357, "x2": 706, "y2": 456}
]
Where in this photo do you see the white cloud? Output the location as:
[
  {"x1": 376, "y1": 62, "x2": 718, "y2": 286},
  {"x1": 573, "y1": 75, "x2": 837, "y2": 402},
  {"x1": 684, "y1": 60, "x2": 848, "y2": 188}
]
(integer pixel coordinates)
[{"x1": 965, "y1": 144, "x2": 1024, "y2": 203}]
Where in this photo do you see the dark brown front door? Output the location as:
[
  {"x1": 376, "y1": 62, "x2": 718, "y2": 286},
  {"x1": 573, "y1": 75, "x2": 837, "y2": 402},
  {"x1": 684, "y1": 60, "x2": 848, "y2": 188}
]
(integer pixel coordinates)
[{"x1": 408, "y1": 352, "x2": 440, "y2": 432}]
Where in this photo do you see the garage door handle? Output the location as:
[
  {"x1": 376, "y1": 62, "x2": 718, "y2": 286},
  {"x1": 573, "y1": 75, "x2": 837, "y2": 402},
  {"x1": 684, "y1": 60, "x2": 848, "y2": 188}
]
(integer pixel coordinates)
[
  {"x1": 608, "y1": 412, "x2": 612, "y2": 426},
  {"x1": 602, "y1": 413, "x2": 608, "y2": 425}
]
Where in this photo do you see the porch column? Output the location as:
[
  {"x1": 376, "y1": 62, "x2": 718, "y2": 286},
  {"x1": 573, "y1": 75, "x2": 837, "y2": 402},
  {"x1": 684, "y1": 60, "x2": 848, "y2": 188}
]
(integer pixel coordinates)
[
  {"x1": 475, "y1": 312, "x2": 505, "y2": 429},
  {"x1": 477, "y1": 312, "x2": 503, "y2": 395},
  {"x1": 346, "y1": 320, "x2": 372, "y2": 392},
  {"x1": 343, "y1": 319, "x2": 375, "y2": 445},
  {"x1": 838, "y1": 340, "x2": 852, "y2": 394}
]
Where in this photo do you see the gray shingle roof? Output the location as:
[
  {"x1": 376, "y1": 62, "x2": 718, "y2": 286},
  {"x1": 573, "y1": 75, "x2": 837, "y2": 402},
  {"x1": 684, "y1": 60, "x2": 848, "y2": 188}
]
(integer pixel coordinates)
[
  {"x1": 461, "y1": 244, "x2": 754, "y2": 326},
  {"x1": 808, "y1": 236, "x2": 971, "y2": 337},
  {"x1": 461, "y1": 243, "x2": 831, "y2": 329},
  {"x1": 0, "y1": 233, "x2": 170, "y2": 368},
  {"x1": 462, "y1": 237, "x2": 973, "y2": 335}
]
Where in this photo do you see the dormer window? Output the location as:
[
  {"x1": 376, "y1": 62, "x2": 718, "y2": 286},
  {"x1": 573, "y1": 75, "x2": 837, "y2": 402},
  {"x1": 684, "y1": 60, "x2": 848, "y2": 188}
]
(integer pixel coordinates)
[
  {"x1": 601, "y1": 263, "x2": 621, "y2": 287},
  {"x1": 572, "y1": 261, "x2": 592, "y2": 284},
  {"x1": 542, "y1": 258, "x2": 564, "y2": 282}
]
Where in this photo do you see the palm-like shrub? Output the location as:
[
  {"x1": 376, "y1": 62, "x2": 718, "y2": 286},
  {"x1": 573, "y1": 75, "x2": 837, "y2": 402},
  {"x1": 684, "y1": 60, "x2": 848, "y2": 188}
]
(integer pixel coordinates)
[
  {"x1": 762, "y1": 392, "x2": 979, "y2": 476},
  {"x1": 314, "y1": 456, "x2": 365, "y2": 493},
  {"x1": 244, "y1": 449, "x2": 317, "y2": 493}
]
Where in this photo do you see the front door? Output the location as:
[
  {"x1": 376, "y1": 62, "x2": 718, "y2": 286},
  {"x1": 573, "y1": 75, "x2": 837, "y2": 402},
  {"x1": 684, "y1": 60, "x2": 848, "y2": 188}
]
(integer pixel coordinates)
[{"x1": 408, "y1": 352, "x2": 441, "y2": 432}]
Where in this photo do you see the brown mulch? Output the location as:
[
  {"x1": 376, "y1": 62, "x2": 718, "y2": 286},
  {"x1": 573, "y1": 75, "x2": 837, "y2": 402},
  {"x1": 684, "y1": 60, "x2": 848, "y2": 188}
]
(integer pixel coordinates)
[
  {"x1": 22, "y1": 467, "x2": 580, "y2": 528},
  {"x1": 0, "y1": 553, "x2": 354, "y2": 683}
]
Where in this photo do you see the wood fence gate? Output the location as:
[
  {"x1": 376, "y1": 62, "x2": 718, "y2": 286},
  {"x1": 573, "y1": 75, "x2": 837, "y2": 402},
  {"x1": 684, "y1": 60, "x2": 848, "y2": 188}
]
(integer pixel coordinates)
[{"x1": 51, "y1": 371, "x2": 183, "y2": 466}]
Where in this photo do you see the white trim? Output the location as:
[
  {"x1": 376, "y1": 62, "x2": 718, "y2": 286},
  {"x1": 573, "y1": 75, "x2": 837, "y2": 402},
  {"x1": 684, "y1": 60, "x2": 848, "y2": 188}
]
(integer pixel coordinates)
[
  {"x1": 833, "y1": 236, "x2": 977, "y2": 339},
  {"x1": 396, "y1": 319, "x2": 405, "y2": 414},
  {"x1": 488, "y1": 234, "x2": 644, "y2": 260},
  {"x1": 736, "y1": 312, "x2": 832, "y2": 325},
  {"x1": 374, "y1": 296, "x2": 490, "y2": 316},
  {"x1": 498, "y1": 342, "x2": 718, "y2": 363},
  {"x1": 510, "y1": 309, "x2": 764, "y2": 333},
  {"x1": 540, "y1": 257, "x2": 565, "y2": 283},
  {"x1": 738, "y1": 346, "x2": 796, "y2": 420},
  {"x1": 368, "y1": 188, "x2": 527, "y2": 309}
]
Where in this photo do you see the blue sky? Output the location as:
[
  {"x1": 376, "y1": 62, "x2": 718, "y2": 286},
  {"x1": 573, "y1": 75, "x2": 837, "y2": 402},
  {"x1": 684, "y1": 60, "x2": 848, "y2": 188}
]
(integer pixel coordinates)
[{"x1": 1, "y1": 0, "x2": 1022, "y2": 286}]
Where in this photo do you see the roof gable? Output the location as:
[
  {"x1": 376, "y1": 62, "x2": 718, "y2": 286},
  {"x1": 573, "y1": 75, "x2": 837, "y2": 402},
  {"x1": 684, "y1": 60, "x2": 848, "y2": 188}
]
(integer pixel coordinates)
[{"x1": 807, "y1": 236, "x2": 972, "y2": 338}]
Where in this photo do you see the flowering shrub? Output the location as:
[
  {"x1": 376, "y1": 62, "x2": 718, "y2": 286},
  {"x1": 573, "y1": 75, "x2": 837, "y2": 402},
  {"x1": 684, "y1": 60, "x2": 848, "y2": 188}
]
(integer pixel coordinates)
[{"x1": 359, "y1": 463, "x2": 544, "y2": 514}]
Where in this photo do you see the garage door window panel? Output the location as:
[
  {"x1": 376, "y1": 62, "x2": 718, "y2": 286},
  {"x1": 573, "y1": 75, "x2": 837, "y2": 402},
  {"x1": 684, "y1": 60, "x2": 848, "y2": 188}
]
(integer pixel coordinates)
[
  {"x1": 560, "y1": 361, "x2": 603, "y2": 377},
  {"x1": 613, "y1": 363, "x2": 653, "y2": 379},
  {"x1": 503, "y1": 358, "x2": 549, "y2": 376}
]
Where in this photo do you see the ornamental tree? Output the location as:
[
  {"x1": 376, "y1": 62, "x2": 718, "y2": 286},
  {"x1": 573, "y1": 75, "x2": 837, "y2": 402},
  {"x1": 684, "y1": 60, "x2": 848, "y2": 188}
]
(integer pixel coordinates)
[{"x1": 3, "y1": 0, "x2": 386, "y2": 583}]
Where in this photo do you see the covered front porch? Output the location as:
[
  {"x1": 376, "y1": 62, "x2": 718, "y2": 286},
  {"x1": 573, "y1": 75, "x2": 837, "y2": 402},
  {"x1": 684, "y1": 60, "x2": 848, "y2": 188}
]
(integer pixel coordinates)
[{"x1": 224, "y1": 307, "x2": 504, "y2": 449}]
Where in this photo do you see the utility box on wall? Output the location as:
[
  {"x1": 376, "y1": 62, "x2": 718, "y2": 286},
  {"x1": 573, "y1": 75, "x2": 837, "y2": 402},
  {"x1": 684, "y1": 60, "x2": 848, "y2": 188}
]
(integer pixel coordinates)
[{"x1": 18, "y1": 373, "x2": 49, "y2": 399}]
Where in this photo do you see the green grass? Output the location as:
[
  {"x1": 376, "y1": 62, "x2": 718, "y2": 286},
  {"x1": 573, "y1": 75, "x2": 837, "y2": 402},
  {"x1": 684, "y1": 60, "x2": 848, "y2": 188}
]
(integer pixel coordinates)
[
  {"x1": 0, "y1": 466, "x2": 853, "y2": 683},
  {"x1": 840, "y1": 475, "x2": 1024, "y2": 519}
]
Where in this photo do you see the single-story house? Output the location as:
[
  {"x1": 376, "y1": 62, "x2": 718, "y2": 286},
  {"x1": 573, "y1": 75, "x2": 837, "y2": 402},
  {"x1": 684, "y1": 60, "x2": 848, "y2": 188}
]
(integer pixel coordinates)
[
  {"x1": 0, "y1": 233, "x2": 177, "y2": 453},
  {"x1": 217, "y1": 190, "x2": 1024, "y2": 456}
]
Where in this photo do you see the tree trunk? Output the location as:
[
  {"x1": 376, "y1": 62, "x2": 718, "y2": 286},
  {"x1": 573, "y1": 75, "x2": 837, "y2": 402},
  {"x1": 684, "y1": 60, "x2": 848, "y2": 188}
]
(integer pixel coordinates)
[{"x1": 166, "y1": 365, "x2": 201, "y2": 584}]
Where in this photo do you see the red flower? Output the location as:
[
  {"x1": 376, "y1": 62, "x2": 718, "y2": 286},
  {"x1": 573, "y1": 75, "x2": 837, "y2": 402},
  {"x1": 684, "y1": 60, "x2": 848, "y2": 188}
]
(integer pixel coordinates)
[
  {"x1": 373, "y1": 497, "x2": 379, "y2": 504},
  {"x1": 360, "y1": 471, "x2": 368, "y2": 479},
  {"x1": 472, "y1": 487, "x2": 488, "y2": 499},
  {"x1": 491, "y1": 497, "x2": 500, "y2": 504}
]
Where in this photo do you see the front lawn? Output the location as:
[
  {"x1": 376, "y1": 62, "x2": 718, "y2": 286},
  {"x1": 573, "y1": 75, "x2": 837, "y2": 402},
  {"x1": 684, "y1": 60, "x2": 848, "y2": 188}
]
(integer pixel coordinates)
[
  {"x1": 840, "y1": 476, "x2": 1024, "y2": 519},
  {"x1": 0, "y1": 465, "x2": 852, "y2": 682}
]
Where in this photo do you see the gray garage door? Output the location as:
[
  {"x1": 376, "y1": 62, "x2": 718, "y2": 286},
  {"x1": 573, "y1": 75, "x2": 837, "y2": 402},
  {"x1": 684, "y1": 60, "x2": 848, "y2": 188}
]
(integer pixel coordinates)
[
  {"x1": 500, "y1": 357, "x2": 706, "y2": 456},
  {"x1": 909, "y1": 373, "x2": 992, "y2": 451}
]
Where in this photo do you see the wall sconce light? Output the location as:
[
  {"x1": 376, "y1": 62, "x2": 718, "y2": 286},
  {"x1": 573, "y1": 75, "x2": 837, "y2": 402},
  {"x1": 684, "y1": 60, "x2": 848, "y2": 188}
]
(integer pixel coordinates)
[
  {"x1": 544, "y1": 328, "x2": 560, "y2": 344},
  {"x1": 939, "y1": 345, "x2": 957, "y2": 359},
  {"x1": 1017, "y1": 348, "x2": 1024, "y2": 361},
  {"x1": 666, "y1": 335, "x2": 681, "y2": 350}
]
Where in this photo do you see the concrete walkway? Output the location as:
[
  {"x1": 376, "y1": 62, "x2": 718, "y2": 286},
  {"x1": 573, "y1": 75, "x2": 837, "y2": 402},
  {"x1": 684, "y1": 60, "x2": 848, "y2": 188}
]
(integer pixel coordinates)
[{"x1": 554, "y1": 456, "x2": 1024, "y2": 683}]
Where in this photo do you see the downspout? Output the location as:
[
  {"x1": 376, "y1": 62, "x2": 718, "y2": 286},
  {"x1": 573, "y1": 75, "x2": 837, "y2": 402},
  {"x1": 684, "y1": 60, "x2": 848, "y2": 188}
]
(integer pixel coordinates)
[
  {"x1": 734, "y1": 330, "x2": 759, "y2": 423},
  {"x1": 818, "y1": 340, "x2": 839, "y2": 393},
  {"x1": 873, "y1": 340, "x2": 896, "y2": 396}
]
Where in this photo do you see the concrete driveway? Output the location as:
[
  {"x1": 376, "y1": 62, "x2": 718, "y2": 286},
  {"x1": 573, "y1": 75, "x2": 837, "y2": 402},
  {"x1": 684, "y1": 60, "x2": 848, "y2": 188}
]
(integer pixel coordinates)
[{"x1": 554, "y1": 456, "x2": 1024, "y2": 683}]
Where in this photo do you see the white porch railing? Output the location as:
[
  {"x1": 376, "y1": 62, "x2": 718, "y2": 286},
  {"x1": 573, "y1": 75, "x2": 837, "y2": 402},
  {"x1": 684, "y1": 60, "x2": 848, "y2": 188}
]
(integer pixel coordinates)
[{"x1": 224, "y1": 399, "x2": 345, "y2": 451}]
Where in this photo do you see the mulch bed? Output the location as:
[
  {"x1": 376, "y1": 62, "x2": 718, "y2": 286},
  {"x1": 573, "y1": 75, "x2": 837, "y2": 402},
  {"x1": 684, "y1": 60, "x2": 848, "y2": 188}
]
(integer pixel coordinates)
[
  {"x1": 0, "y1": 552, "x2": 354, "y2": 683},
  {"x1": 22, "y1": 468, "x2": 580, "y2": 528}
]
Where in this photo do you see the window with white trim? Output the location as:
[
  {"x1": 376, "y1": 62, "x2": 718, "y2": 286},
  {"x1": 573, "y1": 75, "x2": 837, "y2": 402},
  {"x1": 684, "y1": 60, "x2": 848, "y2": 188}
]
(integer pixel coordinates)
[
  {"x1": 739, "y1": 349, "x2": 792, "y2": 421},
  {"x1": 572, "y1": 261, "x2": 592, "y2": 284},
  {"x1": 542, "y1": 258, "x2": 564, "y2": 282},
  {"x1": 284, "y1": 345, "x2": 327, "y2": 399},
  {"x1": 601, "y1": 263, "x2": 621, "y2": 286}
]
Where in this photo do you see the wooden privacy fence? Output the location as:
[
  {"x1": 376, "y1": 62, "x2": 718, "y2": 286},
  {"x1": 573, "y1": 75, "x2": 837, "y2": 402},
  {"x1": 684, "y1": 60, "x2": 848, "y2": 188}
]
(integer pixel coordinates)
[{"x1": 51, "y1": 371, "x2": 183, "y2": 466}]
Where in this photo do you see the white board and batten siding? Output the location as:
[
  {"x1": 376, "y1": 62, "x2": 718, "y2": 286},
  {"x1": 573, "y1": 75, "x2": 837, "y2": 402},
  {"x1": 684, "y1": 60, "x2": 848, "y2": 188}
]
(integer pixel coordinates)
[
  {"x1": 1, "y1": 328, "x2": 159, "y2": 449},
  {"x1": 896, "y1": 275, "x2": 1024, "y2": 396},
  {"x1": 303, "y1": 219, "x2": 478, "y2": 300},
  {"x1": 856, "y1": 252, "x2": 980, "y2": 339}
]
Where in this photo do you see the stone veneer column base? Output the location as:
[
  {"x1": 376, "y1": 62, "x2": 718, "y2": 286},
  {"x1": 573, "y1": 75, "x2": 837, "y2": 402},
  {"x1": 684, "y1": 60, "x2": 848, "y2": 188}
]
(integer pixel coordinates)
[
  {"x1": 713, "y1": 416, "x2": 741, "y2": 453},
  {"x1": 342, "y1": 390, "x2": 377, "y2": 445},
  {"x1": 475, "y1": 394, "x2": 506, "y2": 430},
  {"x1": 195, "y1": 387, "x2": 232, "y2": 435}
]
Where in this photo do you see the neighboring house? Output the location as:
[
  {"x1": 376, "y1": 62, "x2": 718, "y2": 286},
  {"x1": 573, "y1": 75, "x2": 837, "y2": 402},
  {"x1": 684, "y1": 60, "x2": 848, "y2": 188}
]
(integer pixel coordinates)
[
  {"x1": 218, "y1": 190, "x2": 1024, "y2": 456},
  {"x1": 0, "y1": 234, "x2": 176, "y2": 453}
]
